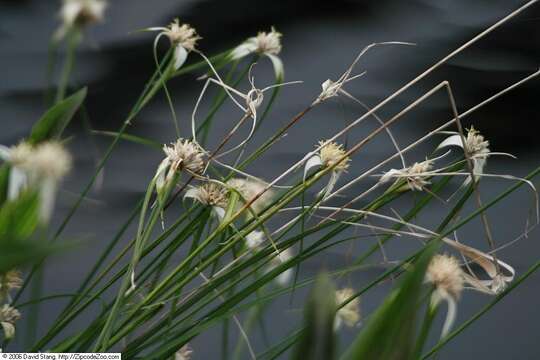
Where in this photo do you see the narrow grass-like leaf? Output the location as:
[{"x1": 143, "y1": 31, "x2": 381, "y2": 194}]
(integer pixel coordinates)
[
  {"x1": 292, "y1": 273, "x2": 336, "y2": 360},
  {"x1": 29, "y1": 87, "x2": 87, "y2": 144}
]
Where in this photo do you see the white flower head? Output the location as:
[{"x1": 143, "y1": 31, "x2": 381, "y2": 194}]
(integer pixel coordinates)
[
  {"x1": 304, "y1": 140, "x2": 350, "y2": 201},
  {"x1": 60, "y1": 0, "x2": 107, "y2": 27},
  {"x1": 162, "y1": 19, "x2": 201, "y2": 51},
  {"x1": 149, "y1": 19, "x2": 201, "y2": 70},
  {"x1": 0, "y1": 305, "x2": 21, "y2": 340},
  {"x1": 251, "y1": 27, "x2": 283, "y2": 56},
  {"x1": 425, "y1": 254, "x2": 464, "y2": 338},
  {"x1": 163, "y1": 139, "x2": 206, "y2": 174},
  {"x1": 437, "y1": 126, "x2": 490, "y2": 187},
  {"x1": 155, "y1": 139, "x2": 206, "y2": 199},
  {"x1": 426, "y1": 254, "x2": 464, "y2": 301},
  {"x1": 184, "y1": 182, "x2": 228, "y2": 219},
  {"x1": 231, "y1": 27, "x2": 284, "y2": 79},
  {"x1": 318, "y1": 140, "x2": 350, "y2": 172},
  {"x1": 175, "y1": 344, "x2": 193, "y2": 360},
  {"x1": 7, "y1": 142, "x2": 33, "y2": 168},
  {"x1": 227, "y1": 177, "x2": 274, "y2": 215},
  {"x1": 380, "y1": 158, "x2": 434, "y2": 191},
  {"x1": 57, "y1": 0, "x2": 107, "y2": 39},
  {"x1": 23, "y1": 142, "x2": 72, "y2": 182},
  {"x1": 0, "y1": 141, "x2": 72, "y2": 223},
  {"x1": 334, "y1": 288, "x2": 360, "y2": 331}
]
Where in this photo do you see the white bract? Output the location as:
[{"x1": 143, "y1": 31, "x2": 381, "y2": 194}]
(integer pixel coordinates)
[
  {"x1": 0, "y1": 141, "x2": 72, "y2": 223},
  {"x1": 437, "y1": 126, "x2": 490, "y2": 187},
  {"x1": 231, "y1": 27, "x2": 284, "y2": 79},
  {"x1": 148, "y1": 19, "x2": 201, "y2": 70},
  {"x1": 334, "y1": 288, "x2": 360, "y2": 331},
  {"x1": 304, "y1": 140, "x2": 351, "y2": 201},
  {"x1": 57, "y1": 0, "x2": 107, "y2": 39}
]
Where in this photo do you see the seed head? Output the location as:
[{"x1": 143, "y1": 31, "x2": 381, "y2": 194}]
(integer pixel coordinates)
[
  {"x1": 335, "y1": 288, "x2": 360, "y2": 329},
  {"x1": 163, "y1": 139, "x2": 206, "y2": 175},
  {"x1": 227, "y1": 178, "x2": 274, "y2": 214},
  {"x1": 426, "y1": 254, "x2": 464, "y2": 300},
  {"x1": 163, "y1": 19, "x2": 201, "y2": 51},
  {"x1": 318, "y1": 140, "x2": 350, "y2": 172}
]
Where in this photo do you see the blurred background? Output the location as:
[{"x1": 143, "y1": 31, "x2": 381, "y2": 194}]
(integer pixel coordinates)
[{"x1": 1, "y1": 0, "x2": 539, "y2": 358}]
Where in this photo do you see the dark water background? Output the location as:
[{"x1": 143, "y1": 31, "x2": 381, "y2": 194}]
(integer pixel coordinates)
[{"x1": 1, "y1": 0, "x2": 540, "y2": 358}]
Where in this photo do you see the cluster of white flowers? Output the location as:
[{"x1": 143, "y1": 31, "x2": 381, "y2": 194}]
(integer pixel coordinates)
[
  {"x1": 57, "y1": 0, "x2": 107, "y2": 39},
  {"x1": 380, "y1": 158, "x2": 434, "y2": 191},
  {"x1": 305, "y1": 140, "x2": 351, "y2": 201},
  {"x1": 425, "y1": 254, "x2": 465, "y2": 338},
  {"x1": 227, "y1": 177, "x2": 275, "y2": 215},
  {"x1": 334, "y1": 288, "x2": 361, "y2": 331},
  {"x1": 149, "y1": 19, "x2": 202, "y2": 70},
  {"x1": 0, "y1": 141, "x2": 72, "y2": 223},
  {"x1": 427, "y1": 254, "x2": 465, "y2": 301},
  {"x1": 437, "y1": 126, "x2": 490, "y2": 187},
  {"x1": 184, "y1": 182, "x2": 229, "y2": 219},
  {"x1": 154, "y1": 139, "x2": 206, "y2": 200},
  {"x1": 425, "y1": 250, "x2": 513, "y2": 339},
  {"x1": 231, "y1": 27, "x2": 284, "y2": 78}
]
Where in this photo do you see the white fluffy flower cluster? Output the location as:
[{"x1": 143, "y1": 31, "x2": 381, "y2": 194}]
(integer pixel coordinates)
[
  {"x1": 148, "y1": 19, "x2": 201, "y2": 70},
  {"x1": 304, "y1": 140, "x2": 351, "y2": 201},
  {"x1": 0, "y1": 141, "x2": 72, "y2": 223},
  {"x1": 155, "y1": 139, "x2": 206, "y2": 201},
  {"x1": 231, "y1": 27, "x2": 284, "y2": 78},
  {"x1": 437, "y1": 126, "x2": 490, "y2": 187},
  {"x1": 334, "y1": 288, "x2": 361, "y2": 331},
  {"x1": 380, "y1": 159, "x2": 434, "y2": 191},
  {"x1": 57, "y1": 0, "x2": 107, "y2": 39}
]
